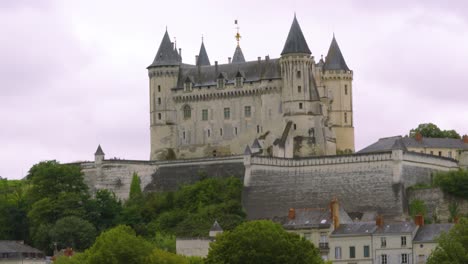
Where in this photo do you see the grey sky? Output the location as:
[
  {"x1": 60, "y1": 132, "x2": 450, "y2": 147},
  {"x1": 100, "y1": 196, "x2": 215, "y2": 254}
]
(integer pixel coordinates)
[{"x1": 1, "y1": 0, "x2": 467, "y2": 179}]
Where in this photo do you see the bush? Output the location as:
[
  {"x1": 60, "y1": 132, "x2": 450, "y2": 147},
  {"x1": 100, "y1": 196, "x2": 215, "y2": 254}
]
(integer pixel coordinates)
[{"x1": 434, "y1": 169, "x2": 468, "y2": 199}]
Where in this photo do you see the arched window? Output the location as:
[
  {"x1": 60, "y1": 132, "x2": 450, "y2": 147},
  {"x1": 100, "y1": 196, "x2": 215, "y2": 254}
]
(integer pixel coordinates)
[{"x1": 183, "y1": 105, "x2": 191, "y2": 119}]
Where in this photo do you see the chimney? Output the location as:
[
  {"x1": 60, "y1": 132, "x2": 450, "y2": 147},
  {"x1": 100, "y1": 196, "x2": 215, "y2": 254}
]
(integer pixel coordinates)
[
  {"x1": 415, "y1": 132, "x2": 423, "y2": 142},
  {"x1": 179, "y1": 48, "x2": 182, "y2": 61},
  {"x1": 454, "y1": 216, "x2": 459, "y2": 224},
  {"x1": 376, "y1": 215, "x2": 384, "y2": 228},
  {"x1": 288, "y1": 208, "x2": 296, "y2": 220},
  {"x1": 463, "y1": 135, "x2": 468, "y2": 144},
  {"x1": 265, "y1": 55, "x2": 270, "y2": 61},
  {"x1": 330, "y1": 198, "x2": 340, "y2": 229},
  {"x1": 195, "y1": 55, "x2": 199, "y2": 65},
  {"x1": 414, "y1": 214, "x2": 424, "y2": 226},
  {"x1": 228, "y1": 57, "x2": 232, "y2": 64},
  {"x1": 215, "y1": 61, "x2": 218, "y2": 76}
]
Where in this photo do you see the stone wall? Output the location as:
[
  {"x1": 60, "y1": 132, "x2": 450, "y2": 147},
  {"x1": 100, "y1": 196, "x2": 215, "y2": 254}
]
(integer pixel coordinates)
[{"x1": 176, "y1": 238, "x2": 212, "y2": 257}]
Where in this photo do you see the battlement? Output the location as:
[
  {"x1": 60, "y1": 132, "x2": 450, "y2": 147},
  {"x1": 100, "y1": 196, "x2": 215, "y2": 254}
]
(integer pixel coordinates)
[
  {"x1": 321, "y1": 70, "x2": 353, "y2": 80},
  {"x1": 173, "y1": 85, "x2": 280, "y2": 103}
]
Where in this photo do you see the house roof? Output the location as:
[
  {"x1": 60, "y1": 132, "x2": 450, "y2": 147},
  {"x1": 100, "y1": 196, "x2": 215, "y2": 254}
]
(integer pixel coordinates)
[
  {"x1": 0, "y1": 241, "x2": 43, "y2": 254},
  {"x1": 251, "y1": 139, "x2": 262, "y2": 149},
  {"x1": 358, "y1": 136, "x2": 468, "y2": 153},
  {"x1": 413, "y1": 224, "x2": 454, "y2": 243},
  {"x1": 323, "y1": 35, "x2": 350, "y2": 71},
  {"x1": 197, "y1": 41, "x2": 211, "y2": 66},
  {"x1": 281, "y1": 15, "x2": 311, "y2": 55},
  {"x1": 148, "y1": 30, "x2": 181, "y2": 68},
  {"x1": 232, "y1": 45, "x2": 246, "y2": 63},
  {"x1": 283, "y1": 206, "x2": 352, "y2": 229},
  {"x1": 374, "y1": 222, "x2": 417, "y2": 234},
  {"x1": 331, "y1": 222, "x2": 377, "y2": 236}
]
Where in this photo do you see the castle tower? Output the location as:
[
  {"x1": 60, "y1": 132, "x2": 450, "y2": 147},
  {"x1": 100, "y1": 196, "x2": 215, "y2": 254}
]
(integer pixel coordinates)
[
  {"x1": 322, "y1": 35, "x2": 355, "y2": 152},
  {"x1": 196, "y1": 39, "x2": 211, "y2": 66},
  {"x1": 280, "y1": 15, "x2": 332, "y2": 157},
  {"x1": 94, "y1": 145, "x2": 105, "y2": 164},
  {"x1": 148, "y1": 29, "x2": 181, "y2": 160}
]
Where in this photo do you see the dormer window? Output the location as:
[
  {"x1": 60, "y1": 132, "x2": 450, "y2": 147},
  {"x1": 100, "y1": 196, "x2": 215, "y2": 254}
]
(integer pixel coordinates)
[
  {"x1": 217, "y1": 73, "x2": 226, "y2": 89},
  {"x1": 184, "y1": 77, "x2": 193, "y2": 92},
  {"x1": 235, "y1": 71, "x2": 244, "y2": 88}
]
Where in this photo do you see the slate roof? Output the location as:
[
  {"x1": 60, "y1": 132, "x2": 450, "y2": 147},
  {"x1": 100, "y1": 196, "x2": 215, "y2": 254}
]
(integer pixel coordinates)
[
  {"x1": 244, "y1": 145, "x2": 252, "y2": 155},
  {"x1": 273, "y1": 121, "x2": 293, "y2": 148},
  {"x1": 413, "y1": 224, "x2": 453, "y2": 243},
  {"x1": 95, "y1": 145, "x2": 105, "y2": 156},
  {"x1": 148, "y1": 30, "x2": 181, "y2": 68},
  {"x1": 0, "y1": 241, "x2": 43, "y2": 254},
  {"x1": 358, "y1": 136, "x2": 468, "y2": 153},
  {"x1": 281, "y1": 15, "x2": 311, "y2": 55},
  {"x1": 331, "y1": 222, "x2": 377, "y2": 236},
  {"x1": 283, "y1": 206, "x2": 353, "y2": 229},
  {"x1": 197, "y1": 41, "x2": 211, "y2": 66},
  {"x1": 323, "y1": 35, "x2": 350, "y2": 71},
  {"x1": 374, "y1": 222, "x2": 417, "y2": 234},
  {"x1": 232, "y1": 45, "x2": 246, "y2": 63},
  {"x1": 210, "y1": 220, "x2": 223, "y2": 232},
  {"x1": 175, "y1": 58, "x2": 281, "y2": 89},
  {"x1": 251, "y1": 139, "x2": 262, "y2": 149}
]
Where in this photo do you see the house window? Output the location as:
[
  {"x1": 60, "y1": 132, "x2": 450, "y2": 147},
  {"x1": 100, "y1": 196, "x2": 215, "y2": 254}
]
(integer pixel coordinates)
[
  {"x1": 344, "y1": 112, "x2": 348, "y2": 123},
  {"x1": 381, "y1": 254, "x2": 387, "y2": 264},
  {"x1": 401, "y1": 236, "x2": 407, "y2": 247},
  {"x1": 158, "y1": 85, "x2": 161, "y2": 92},
  {"x1": 244, "y1": 106, "x2": 252, "y2": 117},
  {"x1": 448, "y1": 151, "x2": 452, "y2": 158},
  {"x1": 297, "y1": 70, "x2": 301, "y2": 78},
  {"x1": 335, "y1": 247, "x2": 342, "y2": 259},
  {"x1": 236, "y1": 77, "x2": 243, "y2": 87},
  {"x1": 363, "y1": 245, "x2": 370, "y2": 258},
  {"x1": 158, "y1": 113, "x2": 161, "y2": 120},
  {"x1": 224, "y1": 108, "x2": 230, "y2": 119},
  {"x1": 349, "y1": 246, "x2": 355, "y2": 259},
  {"x1": 303, "y1": 233, "x2": 311, "y2": 241},
  {"x1": 202, "y1": 109, "x2": 208, "y2": 121},
  {"x1": 381, "y1": 237, "x2": 386, "y2": 248},
  {"x1": 217, "y1": 78, "x2": 225, "y2": 89},
  {"x1": 402, "y1": 253, "x2": 408, "y2": 264},
  {"x1": 345, "y1": 85, "x2": 348, "y2": 95},
  {"x1": 220, "y1": 128, "x2": 223, "y2": 136},
  {"x1": 298, "y1": 86, "x2": 302, "y2": 93},
  {"x1": 438, "y1": 151, "x2": 442, "y2": 156},
  {"x1": 158, "y1": 97, "x2": 161, "y2": 105},
  {"x1": 299, "y1": 103, "x2": 303, "y2": 109},
  {"x1": 183, "y1": 105, "x2": 191, "y2": 119}
]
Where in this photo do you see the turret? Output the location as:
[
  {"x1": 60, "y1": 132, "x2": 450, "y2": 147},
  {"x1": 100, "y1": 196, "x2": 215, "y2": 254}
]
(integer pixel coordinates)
[
  {"x1": 94, "y1": 145, "x2": 105, "y2": 164},
  {"x1": 148, "y1": 29, "x2": 181, "y2": 160},
  {"x1": 196, "y1": 40, "x2": 211, "y2": 66},
  {"x1": 322, "y1": 34, "x2": 355, "y2": 153},
  {"x1": 279, "y1": 15, "x2": 331, "y2": 157}
]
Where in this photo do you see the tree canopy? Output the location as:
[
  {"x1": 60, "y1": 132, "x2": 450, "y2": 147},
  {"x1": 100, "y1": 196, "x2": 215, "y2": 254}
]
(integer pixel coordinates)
[
  {"x1": 434, "y1": 169, "x2": 468, "y2": 199},
  {"x1": 427, "y1": 218, "x2": 468, "y2": 264},
  {"x1": 206, "y1": 220, "x2": 324, "y2": 264},
  {"x1": 409, "y1": 123, "x2": 461, "y2": 139}
]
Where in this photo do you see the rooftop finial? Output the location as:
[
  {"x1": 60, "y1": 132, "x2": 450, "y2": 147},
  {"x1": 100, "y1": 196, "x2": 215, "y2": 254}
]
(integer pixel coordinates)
[{"x1": 235, "y1": 19, "x2": 241, "y2": 47}]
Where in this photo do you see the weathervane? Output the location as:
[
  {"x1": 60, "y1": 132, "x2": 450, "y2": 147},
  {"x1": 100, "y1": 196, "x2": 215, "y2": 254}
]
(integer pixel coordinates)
[{"x1": 235, "y1": 19, "x2": 241, "y2": 46}]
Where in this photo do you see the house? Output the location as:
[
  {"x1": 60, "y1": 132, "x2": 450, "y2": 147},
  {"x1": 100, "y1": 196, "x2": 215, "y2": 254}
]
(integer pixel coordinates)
[
  {"x1": 0, "y1": 240, "x2": 45, "y2": 264},
  {"x1": 329, "y1": 222, "x2": 377, "y2": 263},
  {"x1": 412, "y1": 222, "x2": 454, "y2": 264}
]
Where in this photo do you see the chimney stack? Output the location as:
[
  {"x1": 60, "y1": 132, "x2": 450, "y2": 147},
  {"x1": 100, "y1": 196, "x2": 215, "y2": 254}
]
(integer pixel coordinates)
[
  {"x1": 179, "y1": 48, "x2": 182, "y2": 61},
  {"x1": 265, "y1": 55, "x2": 270, "y2": 61},
  {"x1": 415, "y1": 214, "x2": 424, "y2": 226},
  {"x1": 454, "y1": 216, "x2": 459, "y2": 224},
  {"x1": 330, "y1": 198, "x2": 340, "y2": 229},
  {"x1": 228, "y1": 57, "x2": 232, "y2": 64},
  {"x1": 257, "y1": 57, "x2": 261, "y2": 62},
  {"x1": 215, "y1": 61, "x2": 218, "y2": 76},
  {"x1": 376, "y1": 215, "x2": 384, "y2": 228},
  {"x1": 415, "y1": 132, "x2": 423, "y2": 142},
  {"x1": 195, "y1": 55, "x2": 199, "y2": 65},
  {"x1": 288, "y1": 208, "x2": 296, "y2": 220},
  {"x1": 463, "y1": 135, "x2": 468, "y2": 144}
]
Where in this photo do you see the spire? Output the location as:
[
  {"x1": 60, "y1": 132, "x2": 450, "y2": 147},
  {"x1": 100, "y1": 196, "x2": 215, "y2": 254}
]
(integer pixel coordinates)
[
  {"x1": 281, "y1": 15, "x2": 311, "y2": 55},
  {"x1": 232, "y1": 46, "x2": 245, "y2": 63},
  {"x1": 197, "y1": 39, "x2": 211, "y2": 66},
  {"x1": 148, "y1": 29, "x2": 181, "y2": 68},
  {"x1": 95, "y1": 145, "x2": 105, "y2": 156},
  {"x1": 323, "y1": 35, "x2": 350, "y2": 71}
]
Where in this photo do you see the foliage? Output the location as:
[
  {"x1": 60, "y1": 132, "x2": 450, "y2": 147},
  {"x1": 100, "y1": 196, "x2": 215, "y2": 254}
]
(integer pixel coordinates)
[
  {"x1": 152, "y1": 232, "x2": 176, "y2": 253},
  {"x1": 427, "y1": 218, "x2": 468, "y2": 264},
  {"x1": 85, "y1": 189, "x2": 122, "y2": 232},
  {"x1": 129, "y1": 173, "x2": 142, "y2": 202},
  {"x1": 409, "y1": 123, "x2": 461, "y2": 139},
  {"x1": 434, "y1": 169, "x2": 468, "y2": 199},
  {"x1": 0, "y1": 179, "x2": 29, "y2": 240},
  {"x1": 49, "y1": 216, "x2": 96, "y2": 251},
  {"x1": 409, "y1": 199, "x2": 427, "y2": 218},
  {"x1": 448, "y1": 202, "x2": 460, "y2": 223},
  {"x1": 146, "y1": 248, "x2": 191, "y2": 264},
  {"x1": 206, "y1": 220, "x2": 324, "y2": 264}
]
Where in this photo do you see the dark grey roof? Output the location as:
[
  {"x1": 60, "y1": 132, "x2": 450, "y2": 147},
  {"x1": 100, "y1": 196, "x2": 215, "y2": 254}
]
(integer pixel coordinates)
[
  {"x1": 148, "y1": 30, "x2": 181, "y2": 68},
  {"x1": 0, "y1": 241, "x2": 43, "y2": 254},
  {"x1": 244, "y1": 145, "x2": 252, "y2": 155},
  {"x1": 232, "y1": 45, "x2": 246, "y2": 63},
  {"x1": 358, "y1": 136, "x2": 468, "y2": 153},
  {"x1": 281, "y1": 15, "x2": 311, "y2": 55},
  {"x1": 197, "y1": 42, "x2": 211, "y2": 66},
  {"x1": 331, "y1": 223, "x2": 377, "y2": 236},
  {"x1": 175, "y1": 58, "x2": 281, "y2": 89},
  {"x1": 374, "y1": 222, "x2": 417, "y2": 234},
  {"x1": 95, "y1": 145, "x2": 105, "y2": 156},
  {"x1": 323, "y1": 35, "x2": 350, "y2": 71},
  {"x1": 283, "y1": 206, "x2": 353, "y2": 229},
  {"x1": 251, "y1": 139, "x2": 262, "y2": 149},
  {"x1": 413, "y1": 224, "x2": 453, "y2": 243},
  {"x1": 210, "y1": 220, "x2": 223, "y2": 232},
  {"x1": 274, "y1": 121, "x2": 293, "y2": 148}
]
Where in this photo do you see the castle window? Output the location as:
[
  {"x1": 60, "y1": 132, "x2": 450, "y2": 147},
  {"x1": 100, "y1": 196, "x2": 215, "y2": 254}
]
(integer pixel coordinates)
[
  {"x1": 224, "y1": 108, "x2": 230, "y2": 119},
  {"x1": 184, "y1": 82, "x2": 192, "y2": 92},
  {"x1": 381, "y1": 237, "x2": 386, "y2": 248},
  {"x1": 299, "y1": 103, "x2": 303, "y2": 109},
  {"x1": 158, "y1": 85, "x2": 161, "y2": 92},
  {"x1": 158, "y1": 97, "x2": 161, "y2": 105},
  {"x1": 344, "y1": 112, "x2": 348, "y2": 123},
  {"x1": 381, "y1": 254, "x2": 387, "y2": 264},
  {"x1": 158, "y1": 113, "x2": 161, "y2": 120},
  {"x1": 235, "y1": 127, "x2": 238, "y2": 135},
  {"x1": 183, "y1": 105, "x2": 191, "y2": 119},
  {"x1": 235, "y1": 77, "x2": 243, "y2": 87},
  {"x1": 402, "y1": 253, "x2": 408, "y2": 264},
  {"x1": 207, "y1": 129, "x2": 211, "y2": 137},
  {"x1": 293, "y1": 124, "x2": 297, "y2": 130},
  {"x1": 297, "y1": 70, "x2": 301, "y2": 78},
  {"x1": 345, "y1": 85, "x2": 348, "y2": 95},
  {"x1": 298, "y1": 86, "x2": 302, "y2": 93},
  {"x1": 202, "y1": 109, "x2": 208, "y2": 121},
  {"x1": 212, "y1": 150, "x2": 217, "y2": 157},
  {"x1": 438, "y1": 151, "x2": 442, "y2": 156},
  {"x1": 183, "y1": 131, "x2": 186, "y2": 140},
  {"x1": 244, "y1": 106, "x2": 251, "y2": 117},
  {"x1": 257, "y1": 125, "x2": 260, "y2": 133},
  {"x1": 217, "y1": 78, "x2": 225, "y2": 89},
  {"x1": 220, "y1": 128, "x2": 223, "y2": 136}
]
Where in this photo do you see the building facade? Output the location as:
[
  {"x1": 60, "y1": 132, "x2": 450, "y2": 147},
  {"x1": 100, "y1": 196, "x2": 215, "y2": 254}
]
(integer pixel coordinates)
[{"x1": 148, "y1": 16, "x2": 355, "y2": 160}]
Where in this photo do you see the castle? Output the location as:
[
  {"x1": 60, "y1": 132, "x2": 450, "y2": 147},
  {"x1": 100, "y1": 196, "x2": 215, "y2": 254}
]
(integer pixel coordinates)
[{"x1": 148, "y1": 15, "x2": 354, "y2": 160}]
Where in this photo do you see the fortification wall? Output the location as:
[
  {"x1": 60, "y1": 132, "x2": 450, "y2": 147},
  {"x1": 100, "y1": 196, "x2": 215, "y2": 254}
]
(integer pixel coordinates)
[{"x1": 176, "y1": 238, "x2": 212, "y2": 257}]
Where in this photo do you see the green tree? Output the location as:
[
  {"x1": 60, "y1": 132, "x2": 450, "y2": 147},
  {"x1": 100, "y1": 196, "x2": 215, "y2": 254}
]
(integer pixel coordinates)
[
  {"x1": 49, "y1": 216, "x2": 96, "y2": 251},
  {"x1": 152, "y1": 232, "x2": 176, "y2": 253},
  {"x1": 129, "y1": 173, "x2": 142, "y2": 202},
  {"x1": 409, "y1": 123, "x2": 461, "y2": 139},
  {"x1": 434, "y1": 169, "x2": 468, "y2": 199},
  {"x1": 427, "y1": 218, "x2": 468, "y2": 264},
  {"x1": 146, "y1": 248, "x2": 190, "y2": 264},
  {"x1": 85, "y1": 189, "x2": 122, "y2": 232},
  {"x1": 409, "y1": 199, "x2": 427, "y2": 218},
  {"x1": 206, "y1": 220, "x2": 324, "y2": 264}
]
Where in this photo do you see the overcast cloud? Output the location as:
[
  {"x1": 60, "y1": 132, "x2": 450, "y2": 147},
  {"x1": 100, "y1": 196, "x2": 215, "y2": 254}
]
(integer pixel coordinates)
[{"x1": 1, "y1": 0, "x2": 467, "y2": 179}]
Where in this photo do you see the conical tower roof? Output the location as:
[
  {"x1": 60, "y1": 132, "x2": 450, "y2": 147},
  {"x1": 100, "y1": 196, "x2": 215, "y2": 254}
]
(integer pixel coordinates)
[
  {"x1": 197, "y1": 41, "x2": 211, "y2": 66},
  {"x1": 95, "y1": 145, "x2": 105, "y2": 156},
  {"x1": 281, "y1": 15, "x2": 311, "y2": 55},
  {"x1": 323, "y1": 35, "x2": 350, "y2": 71},
  {"x1": 232, "y1": 45, "x2": 245, "y2": 63},
  {"x1": 148, "y1": 30, "x2": 181, "y2": 68}
]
